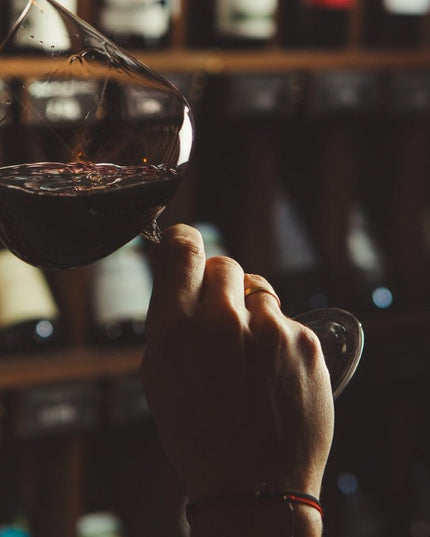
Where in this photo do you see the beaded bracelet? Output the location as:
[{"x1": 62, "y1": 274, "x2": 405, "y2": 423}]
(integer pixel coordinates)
[{"x1": 185, "y1": 485, "x2": 323, "y2": 521}]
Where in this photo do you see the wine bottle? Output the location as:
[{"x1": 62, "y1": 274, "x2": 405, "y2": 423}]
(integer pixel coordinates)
[
  {"x1": 204, "y1": 73, "x2": 303, "y2": 267},
  {"x1": 0, "y1": 248, "x2": 63, "y2": 353},
  {"x1": 346, "y1": 204, "x2": 394, "y2": 312},
  {"x1": 8, "y1": 0, "x2": 78, "y2": 54},
  {"x1": 273, "y1": 185, "x2": 330, "y2": 316},
  {"x1": 210, "y1": 71, "x2": 330, "y2": 314},
  {"x1": 307, "y1": 70, "x2": 395, "y2": 313},
  {"x1": 364, "y1": 0, "x2": 430, "y2": 48},
  {"x1": 96, "y1": 0, "x2": 173, "y2": 50},
  {"x1": 362, "y1": 71, "x2": 430, "y2": 308},
  {"x1": 283, "y1": 0, "x2": 353, "y2": 49},
  {"x1": 90, "y1": 238, "x2": 153, "y2": 345}
]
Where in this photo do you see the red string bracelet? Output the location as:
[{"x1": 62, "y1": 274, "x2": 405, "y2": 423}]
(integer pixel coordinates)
[{"x1": 185, "y1": 486, "x2": 323, "y2": 521}]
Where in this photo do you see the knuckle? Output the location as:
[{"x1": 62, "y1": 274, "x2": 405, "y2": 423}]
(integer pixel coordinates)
[
  {"x1": 295, "y1": 324, "x2": 323, "y2": 362},
  {"x1": 163, "y1": 224, "x2": 202, "y2": 244},
  {"x1": 245, "y1": 273, "x2": 271, "y2": 287},
  {"x1": 206, "y1": 255, "x2": 243, "y2": 272}
]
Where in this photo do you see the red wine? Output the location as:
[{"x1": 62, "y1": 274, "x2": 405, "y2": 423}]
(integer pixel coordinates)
[{"x1": 0, "y1": 162, "x2": 182, "y2": 270}]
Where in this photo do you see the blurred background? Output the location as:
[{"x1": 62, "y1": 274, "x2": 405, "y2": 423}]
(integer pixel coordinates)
[{"x1": 1, "y1": 0, "x2": 430, "y2": 536}]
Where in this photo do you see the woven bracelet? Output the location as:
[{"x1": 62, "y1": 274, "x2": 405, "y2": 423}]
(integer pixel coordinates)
[{"x1": 186, "y1": 488, "x2": 323, "y2": 521}]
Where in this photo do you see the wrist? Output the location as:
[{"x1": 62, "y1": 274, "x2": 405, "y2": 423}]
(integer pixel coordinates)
[
  {"x1": 188, "y1": 500, "x2": 323, "y2": 537},
  {"x1": 185, "y1": 469, "x2": 324, "y2": 505},
  {"x1": 186, "y1": 484, "x2": 324, "y2": 537}
]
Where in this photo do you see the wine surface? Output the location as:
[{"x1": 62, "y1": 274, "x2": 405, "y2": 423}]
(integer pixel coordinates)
[{"x1": 0, "y1": 162, "x2": 181, "y2": 269}]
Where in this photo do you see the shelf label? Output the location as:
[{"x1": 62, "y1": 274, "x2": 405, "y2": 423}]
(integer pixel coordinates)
[
  {"x1": 16, "y1": 382, "x2": 100, "y2": 437},
  {"x1": 387, "y1": 72, "x2": 430, "y2": 114},
  {"x1": 310, "y1": 70, "x2": 381, "y2": 116},
  {"x1": 223, "y1": 72, "x2": 308, "y2": 118}
]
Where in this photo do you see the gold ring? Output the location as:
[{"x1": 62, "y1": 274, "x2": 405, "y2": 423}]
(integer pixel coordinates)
[{"x1": 244, "y1": 287, "x2": 281, "y2": 309}]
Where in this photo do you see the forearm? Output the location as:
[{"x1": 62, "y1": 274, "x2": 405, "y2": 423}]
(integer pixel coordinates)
[{"x1": 188, "y1": 503, "x2": 323, "y2": 537}]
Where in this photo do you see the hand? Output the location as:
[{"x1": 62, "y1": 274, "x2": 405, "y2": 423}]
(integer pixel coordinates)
[{"x1": 140, "y1": 224, "x2": 334, "y2": 503}]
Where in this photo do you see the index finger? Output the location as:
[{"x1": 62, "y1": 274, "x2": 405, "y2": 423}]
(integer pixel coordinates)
[{"x1": 148, "y1": 224, "x2": 206, "y2": 315}]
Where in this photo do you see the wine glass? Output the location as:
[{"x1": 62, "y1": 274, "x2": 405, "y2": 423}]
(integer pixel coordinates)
[
  {"x1": 0, "y1": 0, "x2": 193, "y2": 269},
  {"x1": 295, "y1": 308, "x2": 363, "y2": 399},
  {"x1": 0, "y1": 0, "x2": 363, "y2": 398}
]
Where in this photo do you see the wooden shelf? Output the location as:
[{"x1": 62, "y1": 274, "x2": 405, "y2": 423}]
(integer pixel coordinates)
[
  {"x1": 135, "y1": 49, "x2": 430, "y2": 73},
  {"x1": 0, "y1": 345, "x2": 142, "y2": 390},
  {"x1": 0, "y1": 308, "x2": 427, "y2": 392},
  {"x1": 1, "y1": 49, "x2": 430, "y2": 78}
]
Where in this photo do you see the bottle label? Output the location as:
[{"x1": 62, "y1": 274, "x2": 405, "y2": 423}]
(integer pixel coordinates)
[
  {"x1": 225, "y1": 74, "x2": 285, "y2": 117},
  {"x1": 23, "y1": 79, "x2": 100, "y2": 126},
  {"x1": 92, "y1": 245, "x2": 153, "y2": 324},
  {"x1": 19, "y1": 383, "x2": 99, "y2": 436},
  {"x1": 383, "y1": 0, "x2": 430, "y2": 15},
  {"x1": 388, "y1": 72, "x2": 430, "y2": 113},
  {"x1": 131, "y1": 1, "x2": 171, "y2": 38},
  {"x1": 216, "y1": 0, "x2": 278, "y2": 39},
  {"x1": 0, "y1": 250, "x2": 58, "y2": 327},
  {"x1": 311, "y1": 71, "x2": 380, "y2": 116},
  {"x1": 12, "y1": 0, "x2": 78, "y2": 51},
  {"x1": 100, "y1": 0, "x2": 171, "y2": 39},
  {"x1": 302, "y1": 0, "x2": 353, "y2": 8}
]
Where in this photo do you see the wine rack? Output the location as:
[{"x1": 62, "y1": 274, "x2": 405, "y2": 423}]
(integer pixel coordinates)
[{"x1": 1, "y1": 1, "x2": 430, "y2": 536}]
